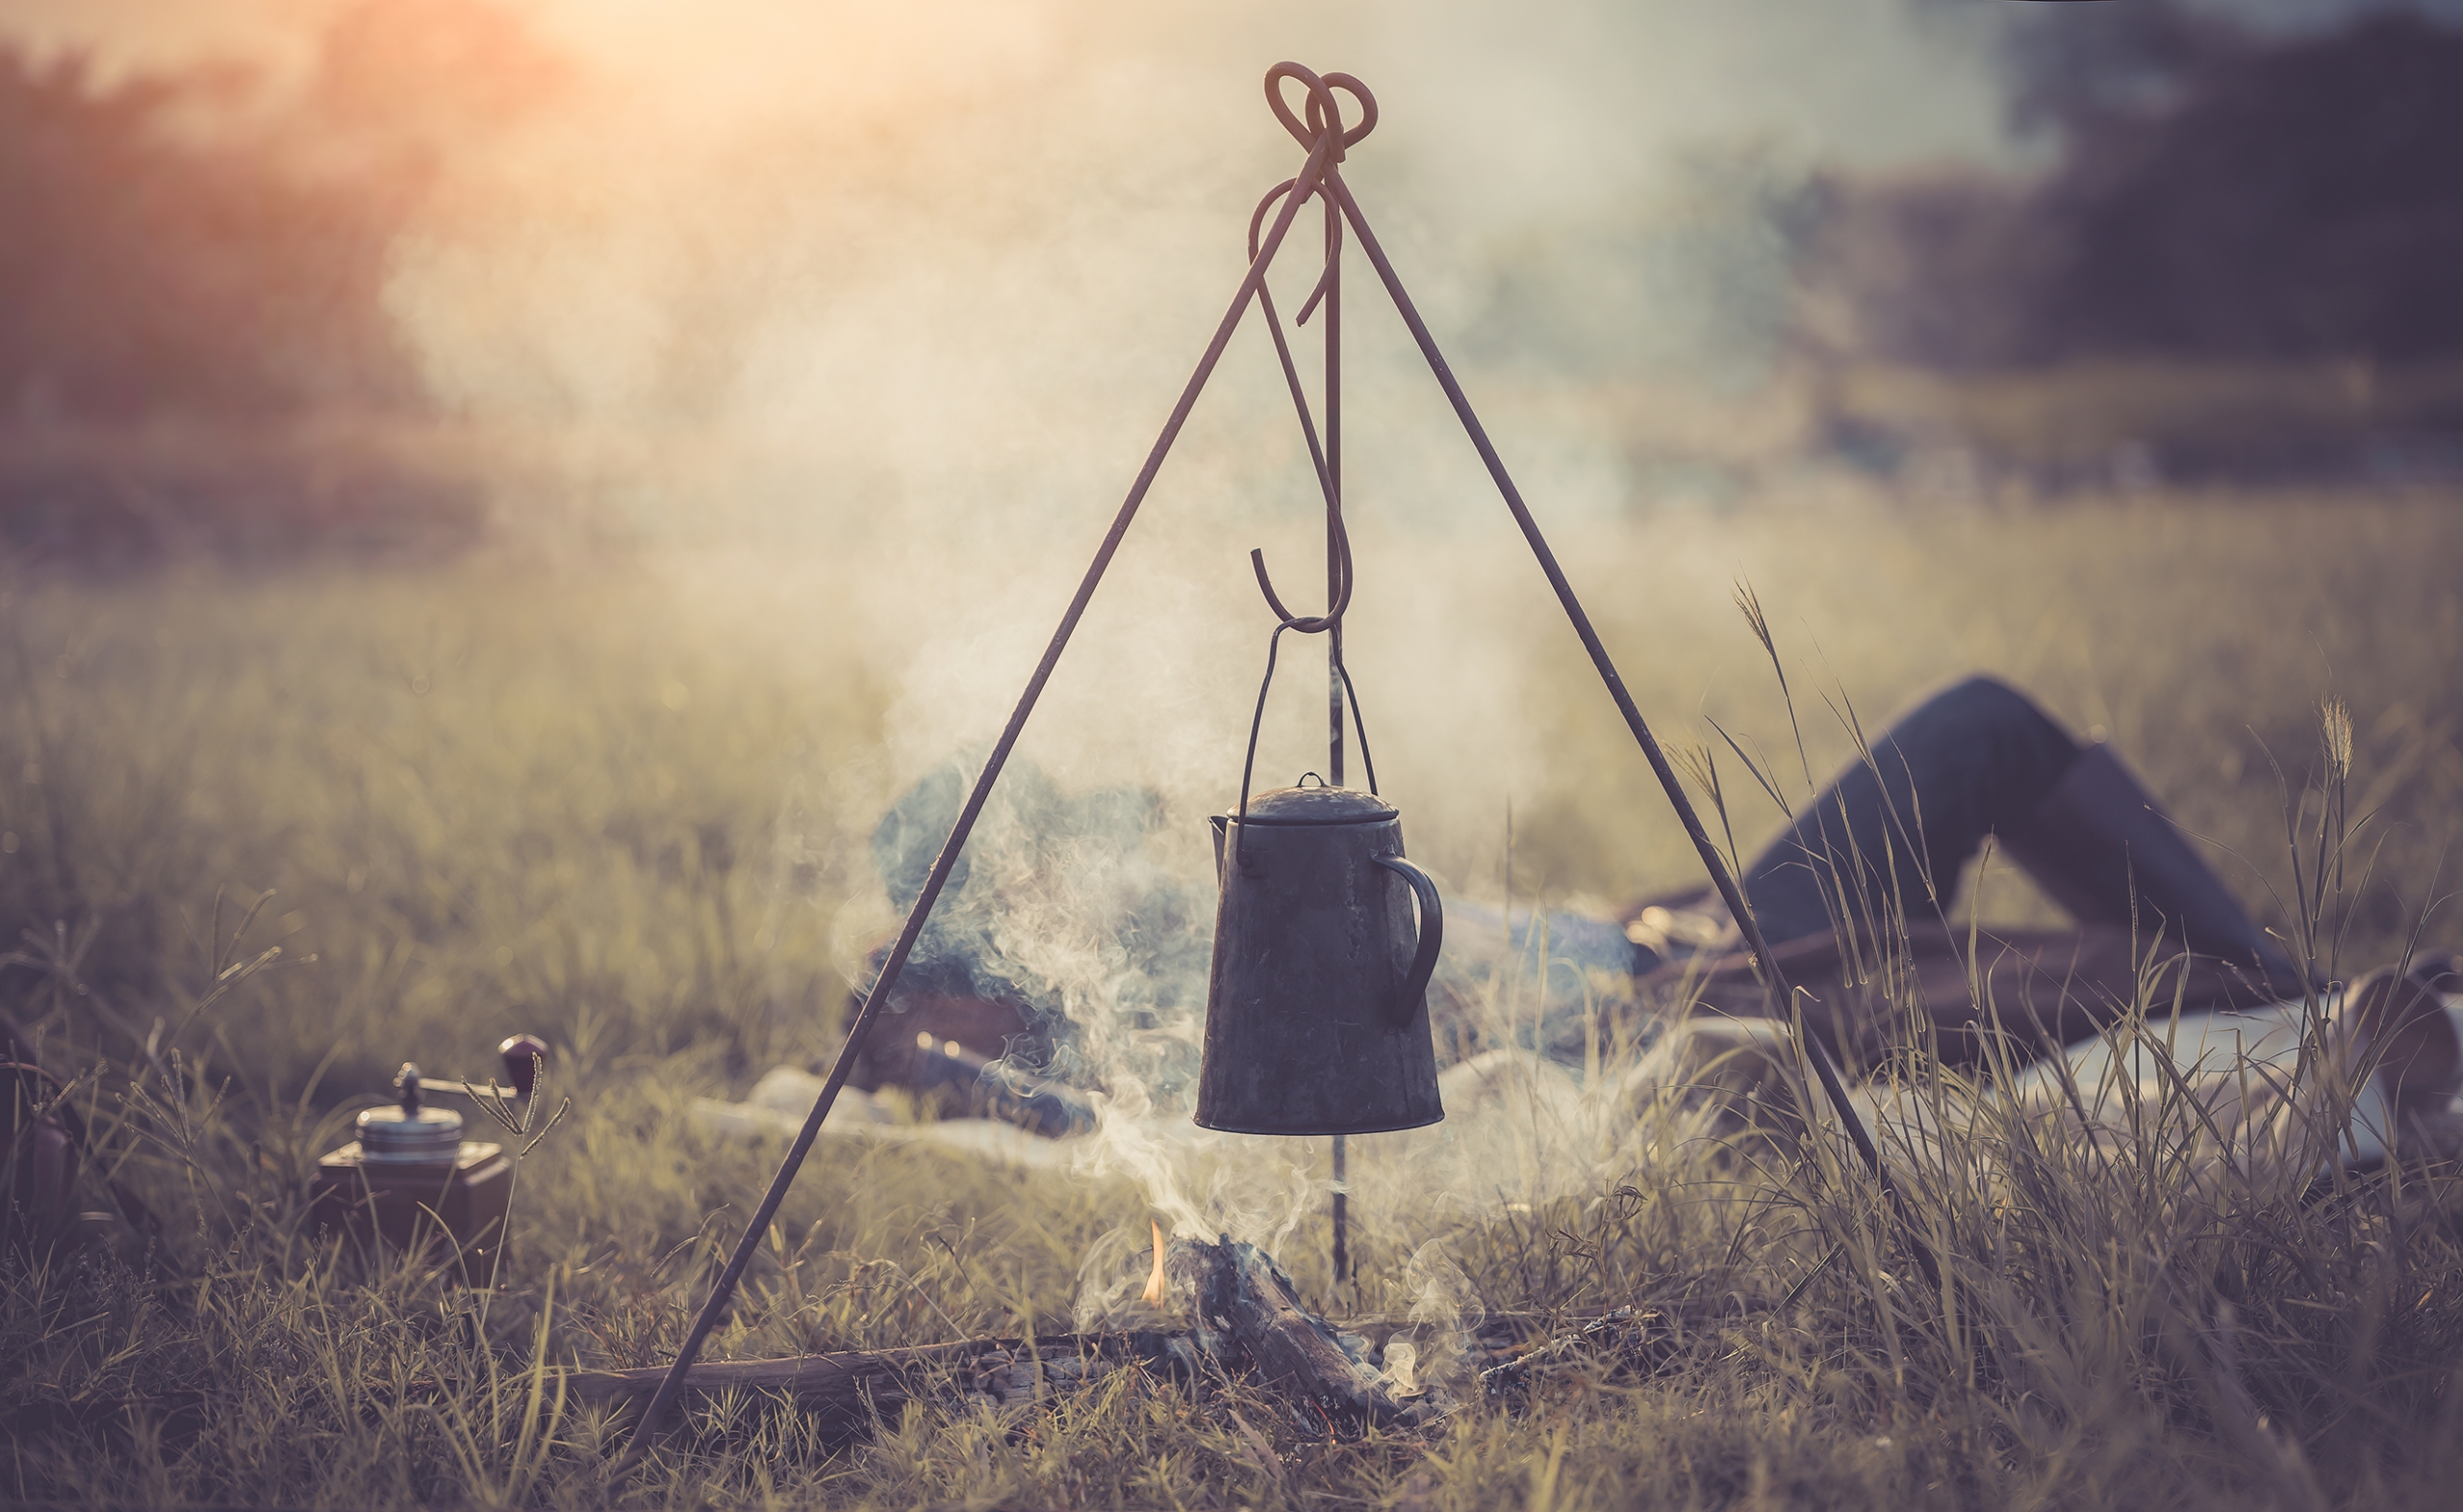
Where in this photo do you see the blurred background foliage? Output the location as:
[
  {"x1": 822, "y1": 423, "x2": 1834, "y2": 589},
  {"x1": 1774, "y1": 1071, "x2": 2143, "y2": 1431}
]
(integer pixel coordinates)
[
  {"x1": 0, "y1": 0, "x2": 555, "y2": 423},
  {"x1": 1, "y1": 0, "x2": 2462, "y2": 563},
  {"x1": 1791, "y1": 3, "x2": 2463, "y2": 483},
  {"x1": 1858, "y1": 4, "x2": 2463, "y2": 369},
  {"x1": 0, "y1": 0, "x2": 560, "y2": 563}
]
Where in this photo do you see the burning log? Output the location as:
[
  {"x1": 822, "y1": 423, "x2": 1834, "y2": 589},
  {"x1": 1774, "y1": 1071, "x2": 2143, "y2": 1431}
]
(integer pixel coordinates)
[
  {"x1": 565, "y1": 1235, "x2": 1435, "y2": 1435},
  {"x1": 1167, "y1": 1235, "x2": 1430, "y2": 1429},
  {"x1": 46, "y1": 1238, "x2": 1671, "y2": 1455},
  {"x1": 564, "y1": 1333, "x2": 1201, "y2": 1435},
  {"x1": 566, "y1": 1230, "x2": 1724, "y2": 1449}
]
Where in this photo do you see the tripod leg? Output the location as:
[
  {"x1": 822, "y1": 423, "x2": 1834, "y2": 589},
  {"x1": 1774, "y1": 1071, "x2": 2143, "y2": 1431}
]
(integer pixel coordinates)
[
  {"x1": 1326, "y1": 166, "x2": 1935, "y2": 1294},
  {"x1": 617, "y1": 127, "x2": 1347, "y2": 1467}
]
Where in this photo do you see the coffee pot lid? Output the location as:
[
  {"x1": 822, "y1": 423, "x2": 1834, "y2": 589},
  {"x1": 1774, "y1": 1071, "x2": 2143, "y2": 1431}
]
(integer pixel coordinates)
[{"x1": 1236, "y1": 773, "x2": 1396, "y2": 826}]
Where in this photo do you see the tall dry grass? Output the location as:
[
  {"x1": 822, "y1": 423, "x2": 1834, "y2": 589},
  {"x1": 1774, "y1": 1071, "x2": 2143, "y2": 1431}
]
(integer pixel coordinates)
[{"x1": 3, "y1": 487, "x2": 2460, "y2": 1508}]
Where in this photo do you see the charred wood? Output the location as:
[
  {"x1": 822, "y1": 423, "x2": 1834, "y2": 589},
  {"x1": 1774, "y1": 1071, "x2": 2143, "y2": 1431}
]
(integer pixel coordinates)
[
  {"x1": 559, "y1": 1241, "x2": 1708, "y2": 1439},
  {"x1": 563, "y1": 1331, "x2": 1199, "y2": 1433},
  {"x1": 1167, "y1": 1234, "x2": 1429, "y2": 1429}
]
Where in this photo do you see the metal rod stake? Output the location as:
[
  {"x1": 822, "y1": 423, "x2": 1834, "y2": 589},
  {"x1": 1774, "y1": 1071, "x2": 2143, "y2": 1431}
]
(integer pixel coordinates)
[
  {"x1": 1332, "y1": 1132, "x2": 1350, "y2": 1285},
  {"x1": 1323, "y1": 185, "x2": 1352, "y2": 1290}
]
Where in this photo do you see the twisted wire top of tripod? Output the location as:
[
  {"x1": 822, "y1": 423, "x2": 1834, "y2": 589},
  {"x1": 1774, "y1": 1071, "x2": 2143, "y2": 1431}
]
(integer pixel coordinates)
[
  {"x1": 1252, "y1": 64, "x2": 1370, "y2": 325},
  {"x1": 1265, "y1": 63, "x2": 1377, "y2": 161}
]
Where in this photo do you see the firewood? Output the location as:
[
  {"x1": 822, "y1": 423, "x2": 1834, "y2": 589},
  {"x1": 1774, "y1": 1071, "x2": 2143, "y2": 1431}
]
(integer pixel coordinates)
[
  {"x1": 566, "y1": 1235, "x2": 1431, "y2": 1431},
  {"x1": 561, "y1": 1239, "x2": 1707, "y2": 1438},
  {"x1": 564, "y1": 1330, "x2": 1201, "y2": 1430},
  {"x1": 1167, "y1": 1234, "x2": 1430, "y2": 1428}
]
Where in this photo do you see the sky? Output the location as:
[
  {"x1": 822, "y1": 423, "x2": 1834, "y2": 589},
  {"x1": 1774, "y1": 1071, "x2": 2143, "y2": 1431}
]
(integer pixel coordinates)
[
  {"x1": 0, "y1": 0, "x2": 2026, "y2": 437},
  {"x1": 12, "y1": 0, "x2": 2460, "y2": 178},
  {"x1": 13, "y1": 0, "x2": 2455, "y2": 419},
  {"x1": 5, "y1": 0, "x2": 2016, "y2": 189}
]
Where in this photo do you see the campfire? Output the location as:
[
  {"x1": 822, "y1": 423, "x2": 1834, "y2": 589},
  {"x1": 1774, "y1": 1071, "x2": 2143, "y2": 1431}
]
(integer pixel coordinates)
[{"x1": 565, "y1": 1229, "x2": 1704, "y2": 1441}]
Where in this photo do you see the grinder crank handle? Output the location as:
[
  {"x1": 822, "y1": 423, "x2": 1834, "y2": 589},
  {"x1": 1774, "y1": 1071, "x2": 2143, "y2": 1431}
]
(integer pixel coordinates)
[{"x1": 1371, "y1": 855, "x2": 1442, "y2": 1027}]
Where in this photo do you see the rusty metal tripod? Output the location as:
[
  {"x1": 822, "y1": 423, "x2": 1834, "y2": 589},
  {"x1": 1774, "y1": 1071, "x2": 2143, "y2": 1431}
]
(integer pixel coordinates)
[{"x1": 623, "y1": 61, "x2": 1928, "y2": 1457}]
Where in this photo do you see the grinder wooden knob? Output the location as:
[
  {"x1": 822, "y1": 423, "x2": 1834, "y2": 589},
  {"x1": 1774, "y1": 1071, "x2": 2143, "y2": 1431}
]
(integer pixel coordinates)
[{"x1": 497, "y1": 1034, "x2": 548, "y2": 1099}]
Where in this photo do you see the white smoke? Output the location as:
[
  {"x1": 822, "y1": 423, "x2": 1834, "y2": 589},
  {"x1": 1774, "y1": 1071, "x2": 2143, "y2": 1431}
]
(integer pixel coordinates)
[{"x1": 0, "y1": 0, "x2": 2021, "y2": 1271}]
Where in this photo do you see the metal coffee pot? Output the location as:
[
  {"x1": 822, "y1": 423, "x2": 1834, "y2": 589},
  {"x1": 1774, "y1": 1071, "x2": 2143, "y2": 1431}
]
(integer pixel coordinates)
[{"x1": 1194, "y1": 774, "x2": 1445, "y2": 1135}]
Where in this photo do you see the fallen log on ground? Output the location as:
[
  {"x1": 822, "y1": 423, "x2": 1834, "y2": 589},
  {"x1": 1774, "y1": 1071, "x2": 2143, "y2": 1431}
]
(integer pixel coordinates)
[
  {"x1": 567, "y1": 1236, "x2": 1442, "y2": 1434},
  {"x1": 562, "y1": 1330, "x2": 1203, "y2": 1436},
  {"x1": 13, "y1": 1246, "x2": 1697, "y2": 1457},
  {"x1": 562, "y1": 1235, "x2": 1707, "y2": 1442}
]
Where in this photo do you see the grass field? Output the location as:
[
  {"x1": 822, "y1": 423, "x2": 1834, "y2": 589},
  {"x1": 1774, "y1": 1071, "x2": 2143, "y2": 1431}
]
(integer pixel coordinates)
[{"x1": 5, "y1": 485, "x2": 2462, "y2": 1509}]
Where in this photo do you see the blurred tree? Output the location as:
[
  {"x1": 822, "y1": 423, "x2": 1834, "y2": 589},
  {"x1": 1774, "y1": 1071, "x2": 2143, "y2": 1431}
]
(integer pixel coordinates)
[
  {"x1": 2034, "y1": 11, "x2": 2463, "y2": 362},
  {"x1": 0, "y1": 0, "x2": 562, "y2": 423},
  {"x1": 1806, "y1": 8, "x2": 2463, "y2": 368},
  {"x1": 291, "y1": 0, "x2": 566, "y2": 203},
  {"x1": 1990, "y1": 0, "x2": 2246, "y2": 141},
  {"x1": 1793, "y1": 166, "x2": 2044, "y2": 372}
]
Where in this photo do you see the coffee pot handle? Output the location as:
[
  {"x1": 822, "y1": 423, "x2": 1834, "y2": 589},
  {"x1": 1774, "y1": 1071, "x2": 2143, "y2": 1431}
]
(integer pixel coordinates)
[{"x1": 1371, "y1": 855, "x2": 1443, "y2": 1026}]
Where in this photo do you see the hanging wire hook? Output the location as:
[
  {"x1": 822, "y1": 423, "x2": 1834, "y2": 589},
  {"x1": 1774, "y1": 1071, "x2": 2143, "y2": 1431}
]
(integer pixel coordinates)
[
  {"x1": 1243, "y1": 238, "x2": 1355, "y2": 632},
  {"x1": 1250, "y1": 180, "x2": 1345, "y2": 330},
  {"x1": 1246, "y1": 182, "x2": 1343, "y2": 529},
  {"x1": 1250, "y1": 534, "x2": 1350, "y2": 632},
  {"x1": 1242, "y1": 71, "x2": 1371, "y2": 642}
]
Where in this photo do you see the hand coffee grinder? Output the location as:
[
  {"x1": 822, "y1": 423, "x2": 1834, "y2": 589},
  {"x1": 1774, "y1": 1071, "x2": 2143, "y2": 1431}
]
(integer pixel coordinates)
[{"x1": 309, "y1": 1038, "x2": 542, "y2": 1284}]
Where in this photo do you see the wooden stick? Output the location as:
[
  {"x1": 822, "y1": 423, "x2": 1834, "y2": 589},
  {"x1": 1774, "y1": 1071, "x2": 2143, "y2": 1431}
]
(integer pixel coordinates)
[
  {"x1": 568, "y1": 1333, "x2": 1198, "y2": 1426},
  {"x1": 1172, "y1": 1236, "x2": 1420, "y2": 1426},
  {"x1": 575, "y1": 1237, "x2": 1439, "y2": 1433}
]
